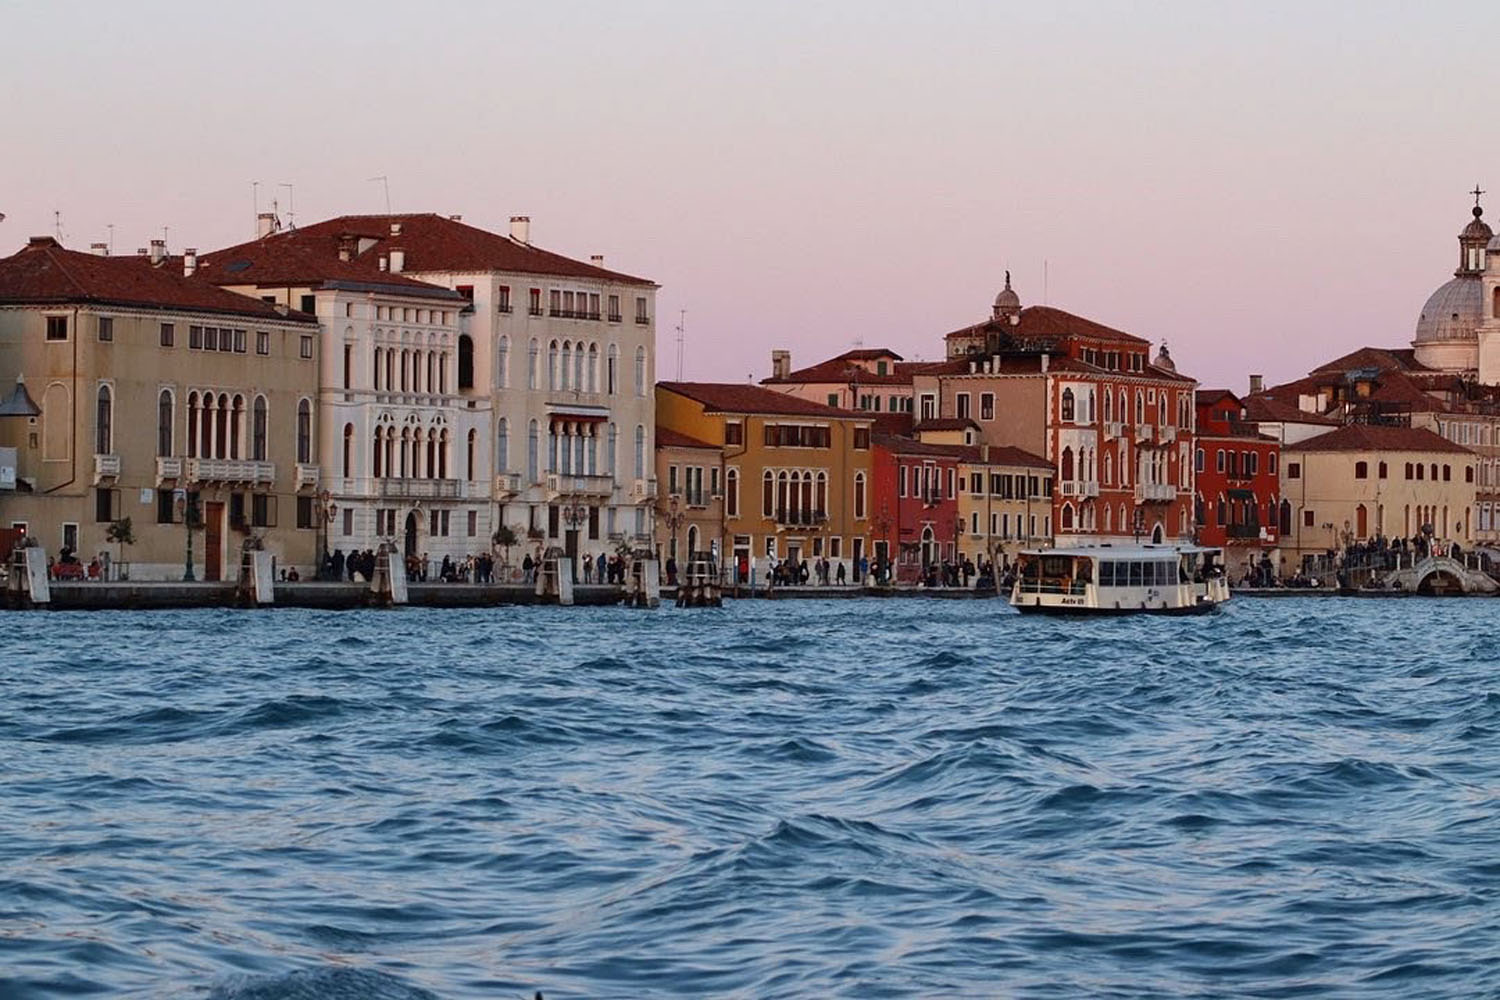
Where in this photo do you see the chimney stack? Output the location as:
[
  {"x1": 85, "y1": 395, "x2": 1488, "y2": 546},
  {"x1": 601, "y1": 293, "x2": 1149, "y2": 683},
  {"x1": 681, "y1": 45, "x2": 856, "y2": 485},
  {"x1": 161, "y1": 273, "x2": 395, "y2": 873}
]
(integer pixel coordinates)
[
  {"x1": 89, "y1": 242, "x2": 108, "y2": 257},
  {"x1": 256, "y1": 212, "x2": 279, "y2": 239},
  {"x1": 135, "y1": 247, "x2": 148, "y2": 257},
  {"x1": 378, "y1": 255, "x2": 388, "y2": 272},
  {"x1": 183, "y1": 248, "x2": 198, "y2": 277},
  {"x1": 771, "y1": 349, "x2": 791, "y2": 380},
  {"x1": 389, "y1": 222, "x2": 402, "y2": 236},
  {"x1": 338, "y1": 235, "x2": 355, "y2": 262},
  {"x1": 1249, "y1": 373, "x2": 1264, "y2": 395},
  {"x1": 510, "y1": 216, "x2": 531, "y2": 244},
  {"x1": 590, "y1": 254, "x2": 605, "y2": 268},
  {"x1": 149, "y1": 240, "x2": 166, "y2": 264},
  {"x1": 389, "y1": 248, "x2": 405, "y2": 273}
]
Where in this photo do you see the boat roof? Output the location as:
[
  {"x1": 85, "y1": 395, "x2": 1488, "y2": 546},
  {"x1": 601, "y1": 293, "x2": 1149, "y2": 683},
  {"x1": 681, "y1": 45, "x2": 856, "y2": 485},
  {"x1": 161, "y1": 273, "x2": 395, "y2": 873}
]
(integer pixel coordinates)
[{"x1": 1019, "y1": 544, "x2": 1223, "y2": 559}]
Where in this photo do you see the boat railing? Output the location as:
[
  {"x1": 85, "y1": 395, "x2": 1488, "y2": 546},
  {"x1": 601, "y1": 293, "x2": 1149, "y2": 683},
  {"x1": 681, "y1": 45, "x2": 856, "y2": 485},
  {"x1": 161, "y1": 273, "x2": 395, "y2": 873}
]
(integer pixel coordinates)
[{"x1": 1016, "y1": 578, "x2": 1089, "y2": 596}]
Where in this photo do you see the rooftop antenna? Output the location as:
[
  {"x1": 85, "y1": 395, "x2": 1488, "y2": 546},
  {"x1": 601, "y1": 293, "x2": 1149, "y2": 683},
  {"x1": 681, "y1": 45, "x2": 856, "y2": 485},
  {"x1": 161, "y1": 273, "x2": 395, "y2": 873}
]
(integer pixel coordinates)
[
  {"x1": 369, "y1": 176, "x2": 391, "y2": 214},
  {"x1": 278, "y1": 183, "x2": 295, "y2": 229},
  {"x1": 675, "y1": 309, "x2": 686, "y2": 380},
  {"x1": 53, "y1": 210, "x2": 64, "y2": 242},
  {"x1": 162, "y1": 226, "x2": 169, "y2": 250}
]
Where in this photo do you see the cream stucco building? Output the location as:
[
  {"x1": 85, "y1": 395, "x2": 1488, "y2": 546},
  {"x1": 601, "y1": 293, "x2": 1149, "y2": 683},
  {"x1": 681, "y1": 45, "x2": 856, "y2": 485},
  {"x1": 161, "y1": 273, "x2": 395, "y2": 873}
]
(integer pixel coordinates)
[
  {"x1": 0, "y1": 236, "x2": 320, "y2": 579},
  {"x1": 1278, "y1": 424, "x2": 1475, "y2": 567}
]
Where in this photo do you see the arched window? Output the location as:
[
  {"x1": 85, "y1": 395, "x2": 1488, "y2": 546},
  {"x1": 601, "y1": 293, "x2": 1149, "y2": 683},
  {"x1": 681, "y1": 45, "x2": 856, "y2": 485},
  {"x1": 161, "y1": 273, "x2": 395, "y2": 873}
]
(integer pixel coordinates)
[
  {"x1": 215, "y1": 394, "x2": 229, "y2": 458},
  {"x1": 762, "y1": 471, "x2": 774, "y2": 517},
  {"x1": 587, "y1": 343, "x2": 599, "y2": 393},
  {"x1": 373, "y1": 427, "x2": 384, "y2": 478},
  {"x1": 634, "y1": 424, "x2": 646, "y2": 477},
  {"x1": 527, "y1": 419, "x2": 540, "y2": 483},
  {"x1": 95, "y1": 385, "x2": 113, "y2": 455},
  {"x1": 497, "y1": 335, "x2": 509, "y2": 389},
  {"x1": 634, "y1": 346, "x2": 647, "y2": 396},
  {"x1": 157, "y1": 389, "x2": 173, "y2": 458},
  {"x1": 548, "y1": 340, "x2": 560, "y2": 390},
  {"x1": 816, "y1": 471, "x2": 828, "y2": 516},
  {"x1": 1060, "y1": 388, "x2": 1075, "y2": 422},
  {"x1": 248, "y1": 395, "x2": 265, "y2": 461},
  {"x1": 496, "y1": 418, "x2": 509, "y2": 473},
  {"x1": 466, "y1": 428, "x2": 477, "y2": 481},
  {"x1": 343, "y1": 423, "x2": 354, "y2": 478},
  {"x1": 374, "y1": 346, "x2": 383, "y2": 391},
  {"x1": 1104, "y1": 451, "x2": 1113, "y2": 485},
  {"x1": 607, "y1": 423, "x2": 618, "y2": 477},
  {"x1": 297, "y1": 398, "x2": 312, "y2": 464},
  {"x1": 439, "y1": 429, "x2": 450, "y2": 479},
  {"x1": 1103, "y1": 390, "x2": 1113, "y2": 422},
  {"x1": 200, "y1": 394, "x2": 215, "y2": 459},
  {"x1": 1119, "y1": 390, "x2": 1128, "y2": 423},
  {"x1": 229, "y1": 395, "x2": 244, "y2": 459},
  {"x1": 854, "y1": 471, "x2": 867, "y2": 519},
  {"x1": 528, "y1": 338, "x2": 539, "y2": 390},
  {"x1": 560, "y1": 341, "x2": 572, "y2": 389},
  {"x1": 186, "y1": 392, "x2": 199, "y2": 458},
  {"x1": 400, "y1": 349, "x2": 410, "y2": 392},
  {"x1": 400, "y1": 428, "x2": 412, "y2": 478},
  {"x1": 574, "y1": 344, "x2": 585, "y2": 390},
  {"x1": 1061, "y1": 504, "x2": 1074, "y2": 530},
  {"x1": 1135, "y1": 391, "x2": 1145, "y2": 424},
  {"x1": 1060, "y1": 446, "x2": 1074, "y2": 481},
  {"x1": 727, "y1": 468, "x2": 739, "y2": 517},
  {"x1": 458, "y1": 335, "x2": 474, "y2": 391},
  {"x1": 607, "y1": 344, "x2": 619, "y2": 394}
]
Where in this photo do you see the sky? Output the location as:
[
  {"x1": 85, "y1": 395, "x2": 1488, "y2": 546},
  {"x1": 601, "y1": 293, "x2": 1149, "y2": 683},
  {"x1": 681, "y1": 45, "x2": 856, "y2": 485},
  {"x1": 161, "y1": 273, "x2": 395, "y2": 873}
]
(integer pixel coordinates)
[{"x1": 4, "y1": 1, "x2": 1499, "y2": 392}]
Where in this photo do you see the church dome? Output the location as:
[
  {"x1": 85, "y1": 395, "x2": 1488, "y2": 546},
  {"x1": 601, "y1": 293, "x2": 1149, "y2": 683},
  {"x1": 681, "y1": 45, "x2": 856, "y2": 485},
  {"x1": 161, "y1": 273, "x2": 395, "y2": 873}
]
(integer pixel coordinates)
[
  {"x1": 1463, "y1": 205, "x2": 1494, "y2": 243},
  {"x1": 1414, "y1": 276, "x2": 1483, "y2": 345},
  {"x1": 991, "y1": 270, "x2": 1021, "y2": 322}
]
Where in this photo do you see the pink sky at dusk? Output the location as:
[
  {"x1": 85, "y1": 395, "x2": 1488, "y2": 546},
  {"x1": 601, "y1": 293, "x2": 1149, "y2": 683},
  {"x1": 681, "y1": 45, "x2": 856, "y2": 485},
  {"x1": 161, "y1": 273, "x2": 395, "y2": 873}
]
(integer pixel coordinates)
[{"x1": 3, "y1": 1, "x2": 1498, "y2": 394}]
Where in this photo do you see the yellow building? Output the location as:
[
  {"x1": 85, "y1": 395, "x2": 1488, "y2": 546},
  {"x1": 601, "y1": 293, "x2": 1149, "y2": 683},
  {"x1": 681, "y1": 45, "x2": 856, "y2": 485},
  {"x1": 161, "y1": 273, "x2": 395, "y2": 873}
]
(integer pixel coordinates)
[
  {"x1": 655, "y1": 427, "x2": 724, "y2": 567},
  {"x1": 0, "y1": 237, "x2": 320, "y2": 579},
  {"x1": 1279, "y1": 424, "x2": 1475, "y2": 566},
  {"x1": 656, "y1": 382, "x2": 874, "y2": 579},
  {"x1": 957, "y1": 445, "x2": 1056, "y2": 570}
]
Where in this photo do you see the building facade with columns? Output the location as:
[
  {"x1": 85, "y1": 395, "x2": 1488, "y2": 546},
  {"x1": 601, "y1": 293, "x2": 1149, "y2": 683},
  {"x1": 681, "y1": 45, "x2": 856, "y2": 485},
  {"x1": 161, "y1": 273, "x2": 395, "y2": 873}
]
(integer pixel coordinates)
[
  {"x1": 193, "y1": 222, "x2": 479, "y2": 570},
  {"x1": 0, "y1": 236, "x2": 320, "y2": 579},
  {"x1": 279, "y1": 214, "x2": 660, "y2": 568}
]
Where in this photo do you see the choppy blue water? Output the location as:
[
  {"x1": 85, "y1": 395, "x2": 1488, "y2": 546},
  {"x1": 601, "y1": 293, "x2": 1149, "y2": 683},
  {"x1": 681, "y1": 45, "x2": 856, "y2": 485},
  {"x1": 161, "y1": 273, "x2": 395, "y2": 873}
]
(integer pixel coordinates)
[{"x1": 1, "y1": 598, "x2": 1497, "y2": 999}]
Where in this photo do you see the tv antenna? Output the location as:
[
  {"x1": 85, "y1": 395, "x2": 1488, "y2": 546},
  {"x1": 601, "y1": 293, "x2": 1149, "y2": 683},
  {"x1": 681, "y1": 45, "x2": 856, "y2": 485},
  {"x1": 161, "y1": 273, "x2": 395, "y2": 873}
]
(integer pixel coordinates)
[
  {"x1": 675, "y1": 309, "x2": 686, "y2": 380},
  {"x1": 369, "y1": 175, "x2": 391, "y2": 213},
  {"x1": 53, "y1": 210, "x2": 64, "y2": 242},
  {"x1": 278, "y1": 183, "x2": 296, "y2": 229}
]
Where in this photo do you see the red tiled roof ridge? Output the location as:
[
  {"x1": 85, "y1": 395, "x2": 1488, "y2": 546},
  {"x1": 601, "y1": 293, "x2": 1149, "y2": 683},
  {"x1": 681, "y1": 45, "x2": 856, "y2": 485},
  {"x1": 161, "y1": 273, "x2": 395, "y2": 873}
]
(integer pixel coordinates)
[
  {"x1": 656, "y1": 427, "x2": 718, "y2": 450},
  {"x1": 1292, "y1": 423, "x2": 1472, "y2": 454},
  {"x1": 660, "y1": 381, "x2": 868, "y2": 418}
]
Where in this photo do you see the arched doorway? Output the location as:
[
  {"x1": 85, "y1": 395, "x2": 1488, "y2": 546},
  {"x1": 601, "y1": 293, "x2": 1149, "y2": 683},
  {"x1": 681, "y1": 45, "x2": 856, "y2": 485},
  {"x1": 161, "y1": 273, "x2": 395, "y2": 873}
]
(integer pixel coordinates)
[
  {"x1": 1355, "y1": 504, "x2": 1368, "y2": 538},
  {"x1": 1151, "y1": 522, "x2": 1164, "y2": 544},
  {"x1": 921, "y1": 525, "x2": 936, "y2": 570},
  {"x1": 686, "y1": 525, "x2": 698, "y2": 560},
  {"x1": 404, "y1": 512, "x2": 419, "y2": 559}
]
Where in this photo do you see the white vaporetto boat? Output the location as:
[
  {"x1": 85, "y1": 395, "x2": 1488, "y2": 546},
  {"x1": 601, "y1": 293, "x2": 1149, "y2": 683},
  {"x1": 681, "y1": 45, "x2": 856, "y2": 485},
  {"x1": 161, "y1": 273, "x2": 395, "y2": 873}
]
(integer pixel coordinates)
[{"x1": 1009, "y1": 544, "x2": 1230, "y2": 615}]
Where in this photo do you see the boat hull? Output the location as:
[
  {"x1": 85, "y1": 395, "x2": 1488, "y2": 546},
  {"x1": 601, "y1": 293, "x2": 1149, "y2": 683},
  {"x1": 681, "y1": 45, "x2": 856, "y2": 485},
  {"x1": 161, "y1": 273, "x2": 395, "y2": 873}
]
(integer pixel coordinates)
[{"x1": 1012, "y1": 597, "x2": 1221, "y2": 616}]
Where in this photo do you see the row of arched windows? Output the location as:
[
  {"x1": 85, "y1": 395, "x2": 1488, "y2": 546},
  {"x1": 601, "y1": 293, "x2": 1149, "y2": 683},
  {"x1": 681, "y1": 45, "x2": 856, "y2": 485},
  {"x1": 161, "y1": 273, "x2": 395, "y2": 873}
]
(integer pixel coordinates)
[
  {"x1": 144, "y1": 388, "x2": 309, "y2": 464},
  {"x1": 372, "y1": 344, "x2": 450, "y2": 395},
  {"x1": 369, "y1": 423, "x2": 450, "y2": 480}
]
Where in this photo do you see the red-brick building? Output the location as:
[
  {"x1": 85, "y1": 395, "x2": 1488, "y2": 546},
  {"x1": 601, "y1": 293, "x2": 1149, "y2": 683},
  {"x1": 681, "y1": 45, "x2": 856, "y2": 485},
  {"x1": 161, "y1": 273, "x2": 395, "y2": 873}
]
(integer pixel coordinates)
[
  {"x1": 1193, "y1": 389, "x2": 1281, "y2": 572},
  {"x1": 871, "y1": 434, "x2": 964, "y2": 583}
]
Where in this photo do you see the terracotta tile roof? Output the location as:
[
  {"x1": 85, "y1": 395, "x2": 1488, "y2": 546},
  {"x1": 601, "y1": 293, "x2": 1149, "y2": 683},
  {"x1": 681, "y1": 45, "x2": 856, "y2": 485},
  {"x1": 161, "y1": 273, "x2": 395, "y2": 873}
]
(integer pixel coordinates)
[
  {"x1": 0, "y1": 237, "x2": 316, "y2": 324},
  {"x1": 914, "y1": 417, "x2": 980, "y2": 432},
  {"x1": 837, "y1": 348, "x2": 904, "y2": 362},
  {"x1": 656, "y1": 427, "x2": 718, "y2": 450},
  {"x1": 660, "y1": 382, "x2": 867, "y2": 418},
  {"x1": 873, "y1": 433, "x2": 968, "y2": 459},
  {"x1": 193, "y1": 230, "x2": 463, "y2": 301},
  {"x1": 291, "y1": 214, "x2": 655, "y2": 286},
  {"x1": 871, "y1": 412, "x2": 915, "y2": 437},
  {"x1": 1196, "y1": 388, "x2": 1240, "y2": 407},
  {"x1": 944, "y1": 305, "x2": 1149, "y2": 347},
  {"x1": 1291, "y1": 424, "x2": 1471, "y2": 455},
  {"x1": 764, "y1": 354, "x2": 938, "y2": 386},
  {"x1": 1310, "y1": 346, "x2": 1429, "y2": 375},
  {"x1": 981, "y1": 445, "x2": 1054, "y2": 470},
  {"x1": 1241, "y1": 395, "x2": 1341, "y2": 425}
]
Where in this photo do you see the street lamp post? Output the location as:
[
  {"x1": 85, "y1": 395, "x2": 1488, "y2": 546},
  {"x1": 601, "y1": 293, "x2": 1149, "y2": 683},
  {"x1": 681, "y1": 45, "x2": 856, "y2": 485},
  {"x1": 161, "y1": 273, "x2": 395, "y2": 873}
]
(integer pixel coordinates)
[
  {"x1": 663, "y1": 495, "x2": 685, "y2": 562},
  {"x1": 176, "y1": 491, "x2": 199, "y2": 581},
  {"x1": 315, "y1": 489, "x2": 337, "y2": 579}
]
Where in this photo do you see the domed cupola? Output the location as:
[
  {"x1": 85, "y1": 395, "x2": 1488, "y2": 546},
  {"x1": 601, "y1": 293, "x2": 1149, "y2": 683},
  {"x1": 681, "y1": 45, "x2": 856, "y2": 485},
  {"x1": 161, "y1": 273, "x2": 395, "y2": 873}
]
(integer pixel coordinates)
[
  {"x1": 992, "y1": 270, "x2": 1021, "y2": 323},
  {"x1": 1413, "y1": 193, "x2": 1490, "y2": 373}
]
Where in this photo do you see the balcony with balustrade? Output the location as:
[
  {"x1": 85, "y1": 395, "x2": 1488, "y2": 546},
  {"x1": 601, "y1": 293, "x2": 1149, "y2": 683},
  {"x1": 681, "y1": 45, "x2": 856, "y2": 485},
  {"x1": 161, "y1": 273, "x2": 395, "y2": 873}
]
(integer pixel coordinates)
[
  {"x1": 93, "y1": 453, "x2": 120, "y2": 485},
  {"x1": 186, "y1": 458, "x2": 275, "y2": 485},
  {"x1": 1134, "y1": 482, "x2": 1177, "y2": 503},
  {"x1": 1061, "y1": 480, "x2": 1100, "y2": 498},
  {"x1": 1104, "y1": 421, "x2": 1124, "y2": 439},
  {"x1": 155, "y1": 456, "x2": 182, "y2": 484},
  {"x1": 377, "y1": 478, "x2": 464, "y2": 500},
  {"x1": 296, "y1": 464, "x2": 320, "y2": 491},
  {"x1": 632, "y1": 477, "x2": 658, "y2": 502},
  {"x1": 774, "y1": 508, "x2": 828, "y2": 529},
  {"x1": 494, "y1": 472, "x2": 522, "y2": 498},
  {"x1": 547, "y1": 473, "x2": 615, "y2": 498},
  {"x1": 1159, "y1": 425, "x2": 1178, "y2": 443},
  {"x1": 1135, "y1": 425, "x2": 1155, "y2": 444}
]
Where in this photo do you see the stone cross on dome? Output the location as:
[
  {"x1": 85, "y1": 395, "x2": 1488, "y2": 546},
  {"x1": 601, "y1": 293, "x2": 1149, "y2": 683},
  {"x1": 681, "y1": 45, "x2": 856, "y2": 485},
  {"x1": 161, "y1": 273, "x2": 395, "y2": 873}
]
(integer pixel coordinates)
[{"x1": 1473, "y1": 184, "x2": 1486, "y2": 209}]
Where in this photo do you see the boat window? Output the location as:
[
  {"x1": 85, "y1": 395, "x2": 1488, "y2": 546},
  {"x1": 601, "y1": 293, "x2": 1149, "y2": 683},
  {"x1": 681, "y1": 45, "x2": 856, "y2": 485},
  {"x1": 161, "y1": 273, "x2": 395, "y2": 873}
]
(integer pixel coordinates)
[
  {"x1": 1100, "y1": 561, "x2": 1115, "y2": 587},
  {"x1": 1129, "y1": 561, "x2": 1144, "y2": 586},
  {"x1": 1157, "y1": 561, "x2": 1172, "y2": 586}
]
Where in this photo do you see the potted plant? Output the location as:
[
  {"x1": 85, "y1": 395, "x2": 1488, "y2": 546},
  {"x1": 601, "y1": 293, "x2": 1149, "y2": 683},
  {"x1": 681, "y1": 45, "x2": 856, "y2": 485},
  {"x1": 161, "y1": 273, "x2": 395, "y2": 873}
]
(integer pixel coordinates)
[
  {"x1": 106, "y1": 516, "x2": 135, "y2": 581},
  {"x1": 492, "y1": 523, "x2": 517, "y2": 569}
]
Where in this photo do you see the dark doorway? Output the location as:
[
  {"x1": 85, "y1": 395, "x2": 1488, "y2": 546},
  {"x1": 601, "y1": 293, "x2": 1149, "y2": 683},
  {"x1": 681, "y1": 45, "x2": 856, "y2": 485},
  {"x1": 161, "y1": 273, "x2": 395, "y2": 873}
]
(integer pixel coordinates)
[
  {"x1": 204, "y1": 502, "x2": 223, "y2": 581},
  {"x1": 405, "y1": 512, "x2": 418, "y2": 559}
]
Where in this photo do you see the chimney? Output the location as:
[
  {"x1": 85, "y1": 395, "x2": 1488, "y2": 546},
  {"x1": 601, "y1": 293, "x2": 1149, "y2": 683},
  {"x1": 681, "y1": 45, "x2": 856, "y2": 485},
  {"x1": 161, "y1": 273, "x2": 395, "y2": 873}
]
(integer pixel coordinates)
[
  {"x1": 389, "y1": 248, "x2": 405, "y2": 273},
  {"x1": 1040, "y1": 353, "x2": 1049, "y2": 373},
  {"x1": 1249, "y1": 373, "x2": 1264, "y2": 395},
  {"x1": 590, "y1": 254, "x2": 605, "y2": 268},
  {"x1": 389, "y1": 222, "x2": 403, "y2": 236},
  {"x1": 149, "y1": 240, "x2": 166, "y2": 264},
  {"x1": 771, "y1": 349, "x2": 791, "y2": 380},
  {"x1": 89, "y1": 242, "x2": 108, "y2": 257},
  {"x1": 183, "y1": 249, "x2": 198, "y2": 277},
  {"x1": 510, "y1": 216, "x2": 531, "y2": 244},
  {"x1": 135, "y1": 247, "x2": 148, "y2": 257},
  {"x1": 378, "y1": 255, "x2": 388, "y2": 272},
  {"x1": 337, "y1": 235, "x2": 355, "y2": 262},
  {"x1": 448, "y1": 214, "x2": 462, "y2": 222},
  {"x1": 256, "y1": 212, "x2": 279, "y2": 239}
]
